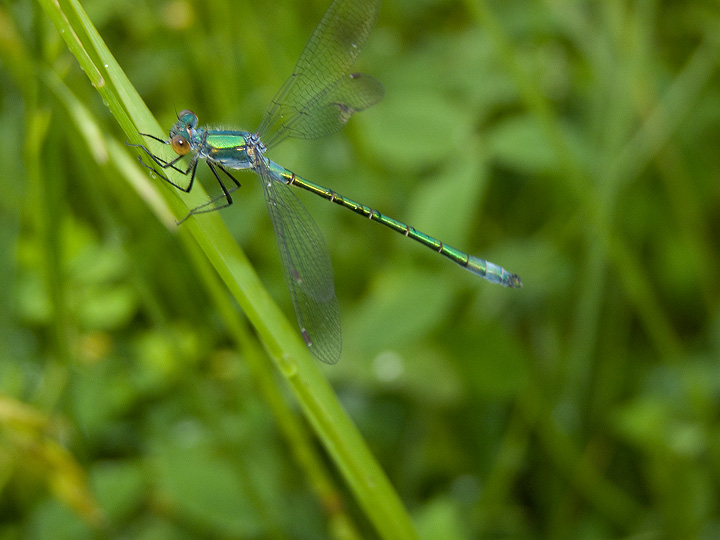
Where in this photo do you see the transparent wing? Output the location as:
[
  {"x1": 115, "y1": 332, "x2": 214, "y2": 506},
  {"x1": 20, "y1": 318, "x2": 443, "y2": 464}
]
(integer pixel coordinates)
[
  {"x1": 257, "y1": 0, "x2": 382, "y2": 146},
  {"x1": 263, "y1": 73, "x2": 383, "y2": 147},
  {"x1": 257, "y1": 164, "x2": 342, "y2": 364}
]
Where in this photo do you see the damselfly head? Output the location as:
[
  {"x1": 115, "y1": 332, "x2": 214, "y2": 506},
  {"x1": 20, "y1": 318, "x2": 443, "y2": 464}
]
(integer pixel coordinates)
[{"x1": 169, "y1": 110, "x2": 199, "y2": 156}]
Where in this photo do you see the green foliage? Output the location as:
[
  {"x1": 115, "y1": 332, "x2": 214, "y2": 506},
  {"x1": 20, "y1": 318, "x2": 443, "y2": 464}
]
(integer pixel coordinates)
[{"x1": 2, "y1": 0, "x2": 720, "y2": 539}]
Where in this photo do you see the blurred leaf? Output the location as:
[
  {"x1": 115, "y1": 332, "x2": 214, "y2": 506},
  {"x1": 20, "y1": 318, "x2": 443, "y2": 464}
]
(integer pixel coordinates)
[
  {"x1": 363, "y1": 90, "x2": 470, "y2": 172},
  {"x1": 346, "y1": 267, "x2": 457, "y2": 358},
  {"x1": 74, "y1": 283, "x2": 137, "y2": 330},
  {"x1": 153, "y1": 441, "x2": 264, "y2": 536},
  {"x1": 486, "y1": 113, "x2": 557, "y2": 174},
  {"x1": 415, "y1": 496, "x2": 470, "y2": 540},
  {"x1": 26, "y1": 500, "x2": 94, "y2": 540},
  {"x1": 90, "y1": 460, "x2": 145, "y2": 521},
  {"x1": 454, "y1": 324, "x2": 528, "y2": 400}
]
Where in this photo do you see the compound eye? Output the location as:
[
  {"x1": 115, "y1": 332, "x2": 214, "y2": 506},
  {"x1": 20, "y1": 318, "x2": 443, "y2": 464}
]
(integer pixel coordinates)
[
  {"x1": 177, "y1": 109, "x2": 198, "y2": 129},
  {"x1": 171, "y1": 135, "x2": 190, "y2": 155}
]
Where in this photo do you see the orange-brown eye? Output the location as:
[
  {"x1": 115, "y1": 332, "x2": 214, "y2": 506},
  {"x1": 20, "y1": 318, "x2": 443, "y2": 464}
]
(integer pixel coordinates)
[{"x1": 171, "y1": 135, "x2": 190, "y2": 155}]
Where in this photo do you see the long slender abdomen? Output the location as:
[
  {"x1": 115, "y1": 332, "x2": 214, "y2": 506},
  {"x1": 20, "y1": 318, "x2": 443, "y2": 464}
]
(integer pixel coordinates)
[{"x1": 268, "y1": 160, "x2": 522, "y2": 288}]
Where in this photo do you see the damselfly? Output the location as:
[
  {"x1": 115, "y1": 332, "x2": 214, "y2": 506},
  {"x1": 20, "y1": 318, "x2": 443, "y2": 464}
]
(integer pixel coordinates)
[{"x1": 130, "y1": 0, "x2": 522, "y2": 364}]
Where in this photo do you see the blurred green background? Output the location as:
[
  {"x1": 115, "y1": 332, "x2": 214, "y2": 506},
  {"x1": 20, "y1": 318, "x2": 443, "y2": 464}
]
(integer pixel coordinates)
[{"x1": 2, "y1": 0, "x2": 720, "y2": 538}]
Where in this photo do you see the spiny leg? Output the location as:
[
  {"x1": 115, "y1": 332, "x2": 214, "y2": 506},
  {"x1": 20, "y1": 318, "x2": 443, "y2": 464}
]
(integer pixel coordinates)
[
  {"x1": 177, "y1": 163, "x2": 242, "y2": 223},
  {"x1": 127, "y1": 135, "x2": 196, "y2": 190}
]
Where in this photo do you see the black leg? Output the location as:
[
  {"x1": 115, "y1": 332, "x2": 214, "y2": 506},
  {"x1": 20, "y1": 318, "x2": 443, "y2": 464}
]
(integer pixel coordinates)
[
  {"x1": 127, "y1": 136, "x2": 197, "y2": 190},
  {"x1": 128, "y1": 133, "x2": 243, "y2": 224},
  {"x1": 177, "y1": 163, "x2": 243, "y2": 223}
]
